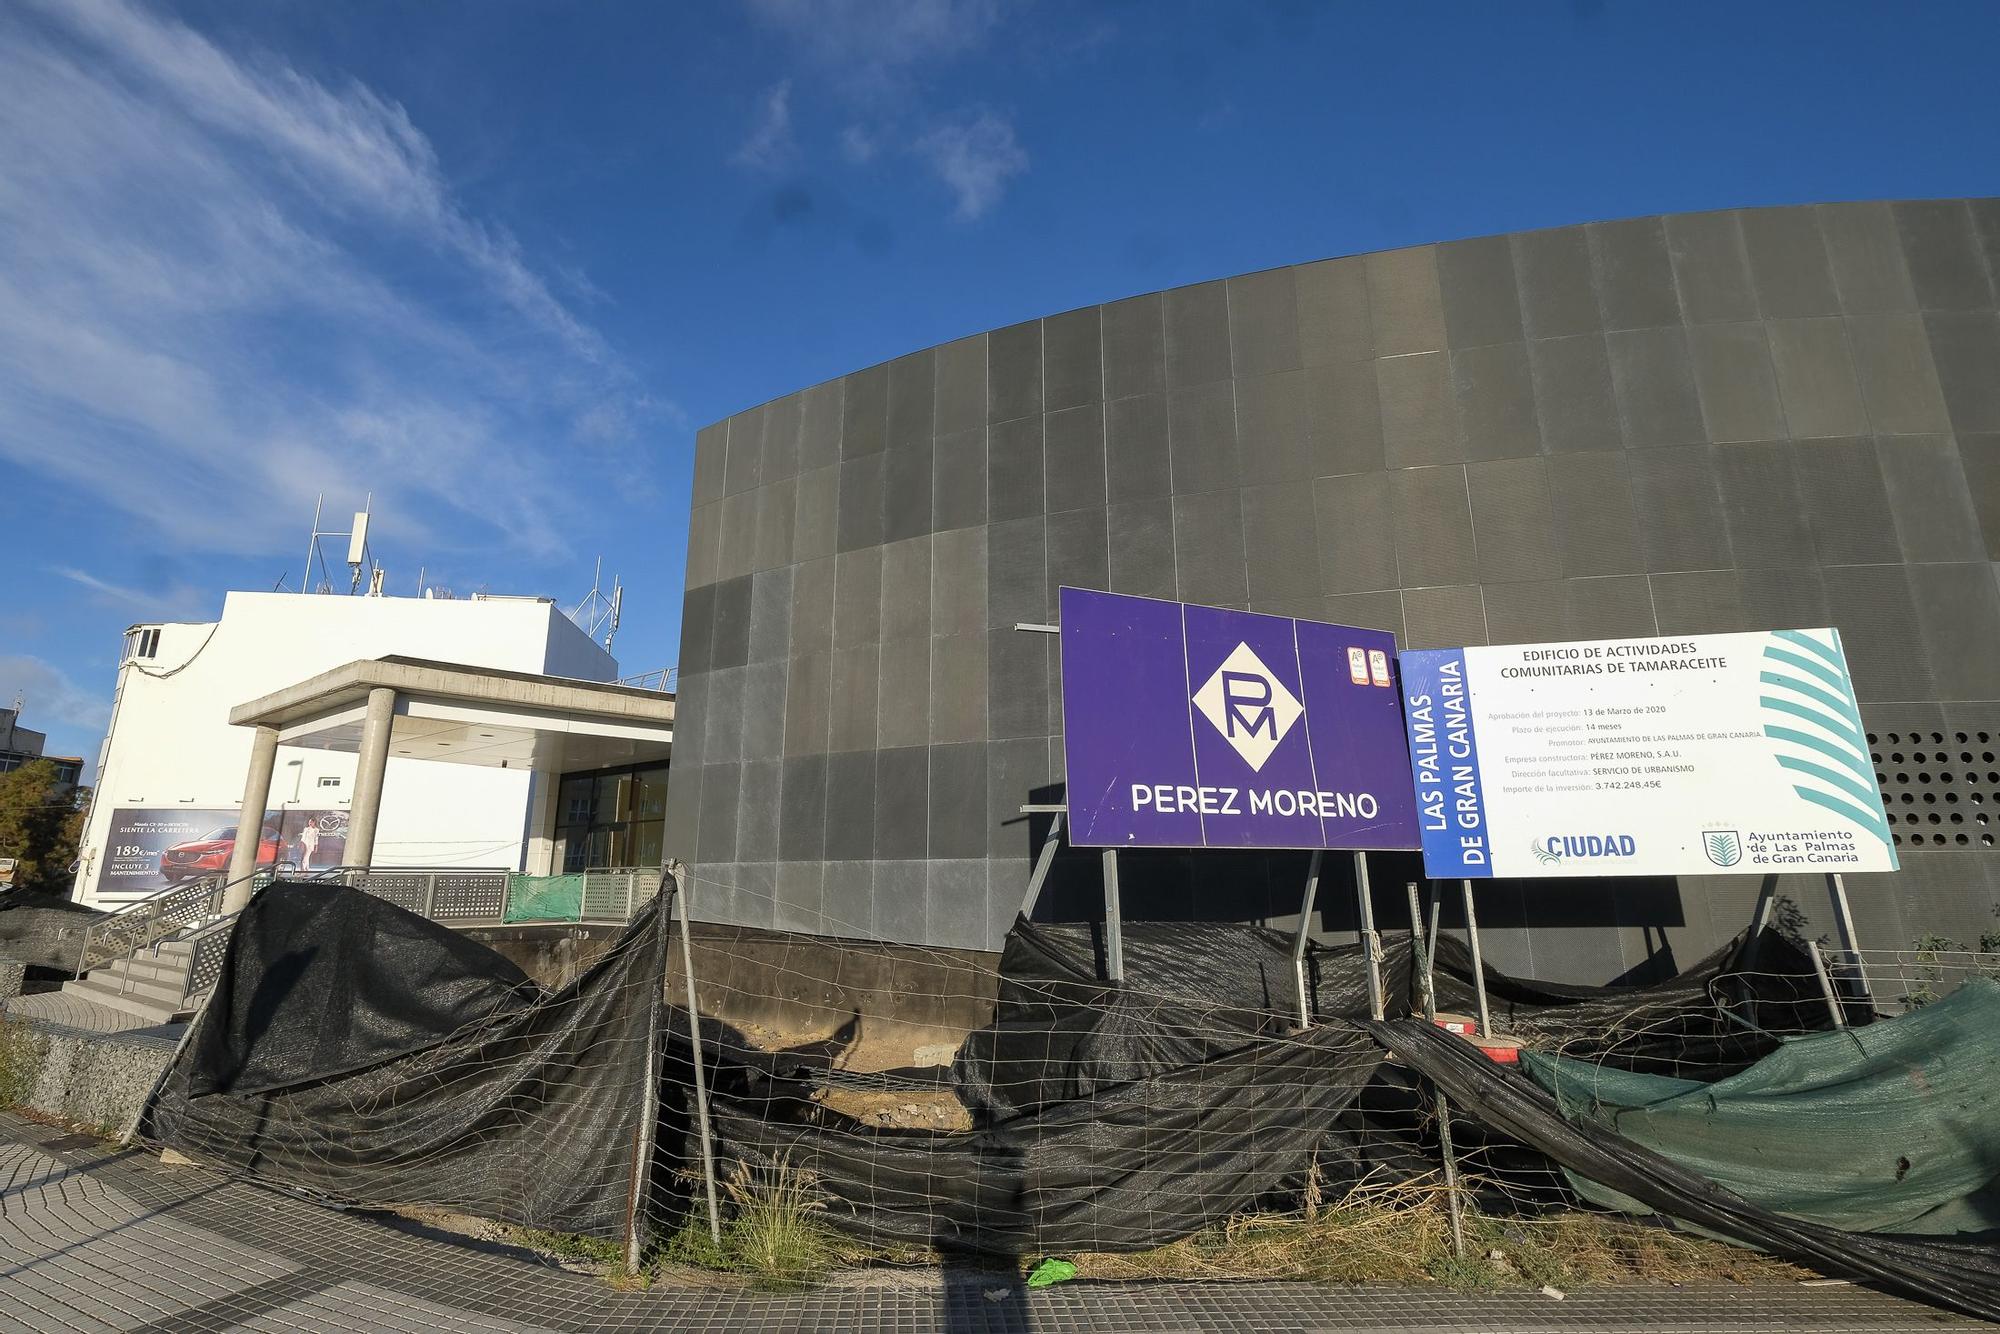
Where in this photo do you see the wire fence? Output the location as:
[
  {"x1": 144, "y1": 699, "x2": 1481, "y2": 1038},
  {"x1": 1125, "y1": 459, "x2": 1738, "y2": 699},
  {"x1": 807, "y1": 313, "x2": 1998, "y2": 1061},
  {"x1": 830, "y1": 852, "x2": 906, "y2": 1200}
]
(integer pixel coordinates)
[
  {"x1": 1833, "y1": 945, "x2": 2000, "y2": 1015},
  {"x1": 120, "y1": 867, "x2": 1931, "y2": 1296}
]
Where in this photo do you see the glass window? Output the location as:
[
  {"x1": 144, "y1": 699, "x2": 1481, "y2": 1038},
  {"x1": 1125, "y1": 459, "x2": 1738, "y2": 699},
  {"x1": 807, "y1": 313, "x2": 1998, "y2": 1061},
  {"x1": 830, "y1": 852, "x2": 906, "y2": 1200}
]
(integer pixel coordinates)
[
  {"x1": 553, "y1": 762, "x2": 669, "y2": 870},
  {"x1": 635, "y1": 765, "x2": 670, "y2": 820},
  {"x1": 594, "y1": 771, "x2": 632, "y2": 825},
  {"x1": 558, "y1": 775, "x2": 595, "y2": 825},
  {"x1": 632, "y1": 820, "x2": 664, "y2": 868}
]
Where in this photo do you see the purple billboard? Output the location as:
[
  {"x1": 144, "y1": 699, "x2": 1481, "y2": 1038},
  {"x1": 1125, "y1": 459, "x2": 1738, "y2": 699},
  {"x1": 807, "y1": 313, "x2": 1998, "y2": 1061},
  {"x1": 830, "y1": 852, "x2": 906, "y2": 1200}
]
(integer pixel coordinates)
[{"x1": 1057, "y1": 588, "x2": 1419, "y2": 850}]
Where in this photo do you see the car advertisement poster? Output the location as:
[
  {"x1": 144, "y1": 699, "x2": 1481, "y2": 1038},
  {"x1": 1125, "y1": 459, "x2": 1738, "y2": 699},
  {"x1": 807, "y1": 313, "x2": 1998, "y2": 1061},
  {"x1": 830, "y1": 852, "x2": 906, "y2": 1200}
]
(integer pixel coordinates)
[
  {"x1": 1397, "y1": 628, "x2": 1898, "y2": 879},
  {"x1": 98, "y1": 807, "x2": 351, "y2": 893},
  {"x1": 1058, "y1": 587, "x2": 1419, "y2": 850}
]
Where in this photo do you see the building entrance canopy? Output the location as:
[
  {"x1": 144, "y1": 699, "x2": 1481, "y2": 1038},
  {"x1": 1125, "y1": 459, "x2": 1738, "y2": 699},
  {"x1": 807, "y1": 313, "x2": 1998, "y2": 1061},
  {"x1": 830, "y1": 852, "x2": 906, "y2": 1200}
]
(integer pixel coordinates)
[
  {"x1": 230, "y1": 656, "x2": 674, "y2": 774},
  {"x1": 220, "y1": 656, "x2": 673, "y2": 906}
]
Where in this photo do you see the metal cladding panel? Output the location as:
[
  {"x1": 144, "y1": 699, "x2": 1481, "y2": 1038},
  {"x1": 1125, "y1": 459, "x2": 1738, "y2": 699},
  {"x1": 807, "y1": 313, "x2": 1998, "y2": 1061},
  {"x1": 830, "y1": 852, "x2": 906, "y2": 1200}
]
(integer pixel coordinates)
[
  {"x1": 1057, "y1": 588, "x2": 1417, "y2": 851},
  {"x1": 671, "y1": 198, "x2": 2000, "y2": 969},
  {"x1": 1400, "y1": 584, "x2": 1489, "y2": 651}
]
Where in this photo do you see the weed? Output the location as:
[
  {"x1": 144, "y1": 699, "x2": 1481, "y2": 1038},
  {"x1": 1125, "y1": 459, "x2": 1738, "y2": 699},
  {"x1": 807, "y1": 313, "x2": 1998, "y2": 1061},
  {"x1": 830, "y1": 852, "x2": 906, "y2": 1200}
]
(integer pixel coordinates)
[
  {"x1": 656, "y1": 1158, "x2": 846, "y2": 1290},
  {"x1": 1068, "y1": 1174, "x2": 1800, "y2": 1289},
  {"x1": 511, "y1": 1227, "x2": 625, "y2": 1268},
  {"x1": 719, "y1": 1159, "x2": 842, "y2": 1288}
]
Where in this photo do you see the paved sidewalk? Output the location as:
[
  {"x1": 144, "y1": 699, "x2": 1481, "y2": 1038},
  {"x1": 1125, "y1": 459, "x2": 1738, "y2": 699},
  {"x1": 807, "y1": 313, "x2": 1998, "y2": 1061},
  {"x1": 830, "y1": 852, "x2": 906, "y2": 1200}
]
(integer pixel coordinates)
[{"x1": 0, "y1": 1113, "x2": 1985, "y2": 1333}]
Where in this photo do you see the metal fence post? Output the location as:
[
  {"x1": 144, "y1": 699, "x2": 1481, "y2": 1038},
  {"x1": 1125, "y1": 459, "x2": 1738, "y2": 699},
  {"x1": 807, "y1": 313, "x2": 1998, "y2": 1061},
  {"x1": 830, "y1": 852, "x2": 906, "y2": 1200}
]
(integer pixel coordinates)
[
  {"x1": 1406, "y1": 879, "x2": 1466, "y2": 1259},
  {"x1": 672, "y1": 869, "x2": 723, "y2": 1248}
]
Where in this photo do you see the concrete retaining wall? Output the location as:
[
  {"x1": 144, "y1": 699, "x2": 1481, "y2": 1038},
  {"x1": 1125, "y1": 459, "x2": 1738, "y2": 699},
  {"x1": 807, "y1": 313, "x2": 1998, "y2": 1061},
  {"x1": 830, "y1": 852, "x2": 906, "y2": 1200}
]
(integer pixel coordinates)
[
  {"x1": 468, "y1": 920, "x2": 1000, "y2": 1067},
  {"x1": 0, "y1": 1021, "x2": 174, "y2": 1133}
]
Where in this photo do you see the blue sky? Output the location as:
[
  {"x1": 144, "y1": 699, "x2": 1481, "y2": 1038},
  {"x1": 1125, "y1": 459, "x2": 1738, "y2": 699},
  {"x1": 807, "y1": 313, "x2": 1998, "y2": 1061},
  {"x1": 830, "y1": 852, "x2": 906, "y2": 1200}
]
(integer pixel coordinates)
[{"x1": 2, "y1": 0, "x2": 1996, "y2": 776}]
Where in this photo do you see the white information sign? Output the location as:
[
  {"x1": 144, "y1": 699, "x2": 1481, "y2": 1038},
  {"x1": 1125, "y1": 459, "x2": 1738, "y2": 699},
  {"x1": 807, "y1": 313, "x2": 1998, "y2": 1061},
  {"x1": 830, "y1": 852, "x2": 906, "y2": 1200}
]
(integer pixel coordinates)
[{"x1": 1398, "y1": 629, "x2": 1898, "y2": 879}]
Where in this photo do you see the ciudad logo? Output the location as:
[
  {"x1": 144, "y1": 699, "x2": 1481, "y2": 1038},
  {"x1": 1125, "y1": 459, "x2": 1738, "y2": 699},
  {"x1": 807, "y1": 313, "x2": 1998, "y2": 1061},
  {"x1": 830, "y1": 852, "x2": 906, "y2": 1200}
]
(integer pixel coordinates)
[{"x1": 1531, "y1": 833, "x2": 1639, "y2": 866}]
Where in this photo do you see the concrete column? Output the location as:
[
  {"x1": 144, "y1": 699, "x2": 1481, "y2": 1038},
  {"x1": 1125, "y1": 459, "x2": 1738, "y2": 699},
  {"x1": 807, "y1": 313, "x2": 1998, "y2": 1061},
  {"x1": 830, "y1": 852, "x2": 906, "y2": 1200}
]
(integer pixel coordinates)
[
  {"x1": 522, "y1": 770, "x2": 560, "y2": 875},
  {"x1": 222, "y1": 725, "x2": 280, "y2": 914},
  {"x1": 344, "y1": 687, "x2": 397, "y2": 869}
]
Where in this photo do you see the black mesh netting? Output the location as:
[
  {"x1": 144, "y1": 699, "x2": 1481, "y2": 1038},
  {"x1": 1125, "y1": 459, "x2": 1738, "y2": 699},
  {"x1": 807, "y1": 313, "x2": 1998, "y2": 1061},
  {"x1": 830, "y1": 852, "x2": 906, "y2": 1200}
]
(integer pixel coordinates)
[
  {"x1": 142, "y1": 880, "x2": 668, "y2": 1243},
  {"x1": 136, "y1": 882, "x2": 2000, "y2": 1322}
]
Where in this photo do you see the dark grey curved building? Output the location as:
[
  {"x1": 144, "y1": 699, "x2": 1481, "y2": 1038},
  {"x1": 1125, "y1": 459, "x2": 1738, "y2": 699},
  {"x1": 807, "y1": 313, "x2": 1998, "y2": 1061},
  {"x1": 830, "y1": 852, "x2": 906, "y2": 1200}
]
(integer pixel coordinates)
[{"x1": 668, "y1": 198, "x2": 2000, "y2": 983}]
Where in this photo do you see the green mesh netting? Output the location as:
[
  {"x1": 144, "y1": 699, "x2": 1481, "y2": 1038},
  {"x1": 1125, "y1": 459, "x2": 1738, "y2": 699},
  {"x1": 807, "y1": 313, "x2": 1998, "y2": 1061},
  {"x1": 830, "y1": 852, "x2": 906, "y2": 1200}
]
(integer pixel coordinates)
[
  {"x1": 1522, "y1": 978, "x2": 2000, "y2": 1236},
  {"x1": 503, "y1": 873, "x2": 585, "y2": 923}
]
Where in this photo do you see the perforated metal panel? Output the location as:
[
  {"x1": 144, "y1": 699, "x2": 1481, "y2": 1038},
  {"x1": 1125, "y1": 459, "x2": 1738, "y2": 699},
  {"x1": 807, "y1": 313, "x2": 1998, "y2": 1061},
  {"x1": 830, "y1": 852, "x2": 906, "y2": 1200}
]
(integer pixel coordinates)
[
  {"x1": 1867, "y1": 721, "x2": 2000, "y2": 850},
  {"x1": 428, "y1": 873, "x2": 510, "y2": 920},
  {"x1": 355, "y1": 873, "x2": 427, "y2": 914}
]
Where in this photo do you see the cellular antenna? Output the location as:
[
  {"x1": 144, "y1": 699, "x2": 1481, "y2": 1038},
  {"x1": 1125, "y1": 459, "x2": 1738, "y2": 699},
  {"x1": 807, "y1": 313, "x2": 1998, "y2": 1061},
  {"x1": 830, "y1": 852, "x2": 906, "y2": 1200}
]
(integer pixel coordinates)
[
  {"x1": 569, "y1": 557, "x2": 625, "y2": 651},
  {"x1": 298, "y1": 493, "x2": 382, "y2": 595}
]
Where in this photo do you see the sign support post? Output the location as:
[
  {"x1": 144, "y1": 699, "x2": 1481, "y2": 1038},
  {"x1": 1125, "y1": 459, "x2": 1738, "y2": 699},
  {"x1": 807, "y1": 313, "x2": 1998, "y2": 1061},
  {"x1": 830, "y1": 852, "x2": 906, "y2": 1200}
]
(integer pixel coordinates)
[
  {"x1": 1807, "y1": 940, "x2": 1849, "y2": 1029},
  {"x1": 1354, "y1": 851, "x2": 1383, "y2": 1022},
  {"x1": 1017, "y1": 806, "x2": 1065, "y2": 921},
  {"x1": 1825, "y1": 872, "x2": 1873, "y2": 1008},
  {"x1": 1291, "y1": 849, "x2": 1323, "y2": 1028},
  {"x1": 1425, "y1": 885, "x2": 1443, "y2": 980},
  {"x1": 1413, "y1": 881, "x2": 1441, "y2": 1004},
  {"x1": 1101, "y1": 848, "x2": 1125, "y2": 982},
  {"x1": 1460, "y1": 879, "x2": 1491, "y2": 1037}
]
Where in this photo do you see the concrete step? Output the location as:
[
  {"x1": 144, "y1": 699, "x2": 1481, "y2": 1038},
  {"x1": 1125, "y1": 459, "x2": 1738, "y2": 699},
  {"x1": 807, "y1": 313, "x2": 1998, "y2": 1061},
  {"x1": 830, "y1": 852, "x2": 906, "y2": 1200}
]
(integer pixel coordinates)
[
  {"x1": 108, "y1": 955, "x2": 195, "y2": 987},
  {"x1": 149, "y1": 939, "x2": 195, "y2": 958},
  {"x1": 87, "y1": 966, "x2": 188, "y2": 1007},
  {"x1": 61, "y1": 978, "x2": 183, "y2": 1025}
]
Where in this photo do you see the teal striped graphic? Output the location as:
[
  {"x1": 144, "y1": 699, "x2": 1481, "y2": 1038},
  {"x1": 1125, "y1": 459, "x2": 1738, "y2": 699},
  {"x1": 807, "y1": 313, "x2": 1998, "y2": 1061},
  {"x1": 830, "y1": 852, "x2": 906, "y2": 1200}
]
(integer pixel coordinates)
[{"x1": 1758, "y1": 630, "x2": 1894, "y2": 851}]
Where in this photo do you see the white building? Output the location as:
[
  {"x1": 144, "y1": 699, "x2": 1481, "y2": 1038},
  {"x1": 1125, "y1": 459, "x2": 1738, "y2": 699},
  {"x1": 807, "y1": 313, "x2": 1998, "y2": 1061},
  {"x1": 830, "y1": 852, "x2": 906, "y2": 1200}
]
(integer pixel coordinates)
[{"x1": 75, "y1": 590, "x2": 646, "y2": 908}]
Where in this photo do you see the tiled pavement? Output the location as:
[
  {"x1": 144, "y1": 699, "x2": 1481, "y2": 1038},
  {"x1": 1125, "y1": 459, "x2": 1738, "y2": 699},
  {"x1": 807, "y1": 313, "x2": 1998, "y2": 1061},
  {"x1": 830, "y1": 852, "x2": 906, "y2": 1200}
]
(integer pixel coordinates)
[{"x1": 0, "y1": 1113, "x2": 1985, "y2": 1333}]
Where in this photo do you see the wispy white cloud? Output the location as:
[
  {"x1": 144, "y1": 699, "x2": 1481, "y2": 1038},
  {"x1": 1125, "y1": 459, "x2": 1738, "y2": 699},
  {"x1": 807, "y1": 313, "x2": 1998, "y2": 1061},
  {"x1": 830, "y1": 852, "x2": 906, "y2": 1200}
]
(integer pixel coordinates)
[
  {"x1": 743, "y1": 0, "x2": 1030, "y2": 218},
  {"x1": 734, "y1": 80, "x2": 797, "y2": 171},
  {"x1": 913, "y1": 110, "x2": 1029, "y2": 220},
  {"x1": 0, "y1": 0, "x2": 659, "y2": 561},
  {"x1": 0, "y1": 655, "x2": 113, "y2": 734},
  {"x1": 838, "y1": 124, "x2": 880, "y2": 165},
  {"x1": 746, "y1": 0, "x2": 1004, "y2": 98},
  {"x1": 51, "y1": 568, "x2": 210, "y2": 620}
]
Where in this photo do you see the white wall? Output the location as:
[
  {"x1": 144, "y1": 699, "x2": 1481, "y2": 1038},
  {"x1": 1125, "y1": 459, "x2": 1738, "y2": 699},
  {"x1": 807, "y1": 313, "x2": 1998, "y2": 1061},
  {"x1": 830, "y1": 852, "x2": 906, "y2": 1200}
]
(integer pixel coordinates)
[{"x1": 76, "y1": 592, "x2": 618, "y2": 905}]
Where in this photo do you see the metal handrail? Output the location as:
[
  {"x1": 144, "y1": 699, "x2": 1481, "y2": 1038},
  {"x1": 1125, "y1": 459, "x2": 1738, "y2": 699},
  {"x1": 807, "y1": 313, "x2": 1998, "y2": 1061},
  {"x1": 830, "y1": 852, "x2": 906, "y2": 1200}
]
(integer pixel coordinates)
[
  {"x1": 77, "y1": 861, "x2": 367, "y2": 974},
  {"x1": 84, "y1": 861, "x2": 665, "y2": 1011},
  {"x1": 176, "y1": 912, "x2": 242, "y2": 1012},
  {"x1": 78, "y1": 871, "x2": 244, "y2": 972},
  {"x1": 616, "y1": 666, "x2": 677, "y2": 692}
]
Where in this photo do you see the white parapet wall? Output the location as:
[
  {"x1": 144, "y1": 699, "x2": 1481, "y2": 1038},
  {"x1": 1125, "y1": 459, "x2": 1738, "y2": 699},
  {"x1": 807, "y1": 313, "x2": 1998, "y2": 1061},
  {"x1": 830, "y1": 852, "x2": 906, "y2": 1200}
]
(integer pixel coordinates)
[{"x1": 76, "y1": 592, "x2": 618, "y2": 908}]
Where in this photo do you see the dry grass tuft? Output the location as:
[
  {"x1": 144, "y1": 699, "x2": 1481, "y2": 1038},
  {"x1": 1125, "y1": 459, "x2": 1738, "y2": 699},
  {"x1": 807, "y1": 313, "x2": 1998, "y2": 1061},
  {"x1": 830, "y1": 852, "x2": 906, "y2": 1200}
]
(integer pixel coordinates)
[
  {"x1": 659, "y1": 1157, "x2": 861, "y2": 1290},
  {"x1": 1071, "y1": 1173, "x2": 1803, "y2": 1289}
]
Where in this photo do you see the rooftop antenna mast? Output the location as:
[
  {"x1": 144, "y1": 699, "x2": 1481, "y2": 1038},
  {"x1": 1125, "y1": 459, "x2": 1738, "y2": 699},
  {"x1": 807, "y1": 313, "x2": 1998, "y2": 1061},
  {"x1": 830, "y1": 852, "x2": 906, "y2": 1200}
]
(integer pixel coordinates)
[
  {"x1": 569, "y1": 557, "x2": 624, "y2": 651},
  {"x1": 299, "y1": 493, "x2": 380, "y2": 595}
]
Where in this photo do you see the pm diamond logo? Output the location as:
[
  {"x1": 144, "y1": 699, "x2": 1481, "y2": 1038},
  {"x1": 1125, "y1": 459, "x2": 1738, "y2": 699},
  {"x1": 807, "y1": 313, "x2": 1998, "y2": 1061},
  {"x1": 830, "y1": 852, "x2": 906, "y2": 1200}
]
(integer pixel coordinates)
[{"x1": 1192, "y1": 642, "x2": 1304, "y2": 772}]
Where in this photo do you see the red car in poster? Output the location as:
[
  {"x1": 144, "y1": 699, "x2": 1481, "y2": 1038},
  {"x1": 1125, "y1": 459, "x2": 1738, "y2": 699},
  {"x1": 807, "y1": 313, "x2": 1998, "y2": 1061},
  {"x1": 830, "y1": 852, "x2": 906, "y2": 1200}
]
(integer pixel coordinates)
[{"x1": 159, "y1": 824, "x2": 281, "y2": 883}]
